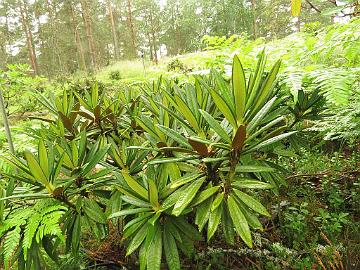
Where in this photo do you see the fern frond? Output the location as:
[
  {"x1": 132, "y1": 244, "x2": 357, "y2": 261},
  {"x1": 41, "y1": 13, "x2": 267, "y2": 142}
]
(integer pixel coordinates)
[
  {"x1": 3, "y1": 226, "x2": 21, "y2": 265},
  {"x1": 310, "y1": 67, "x2": 358, "y2": 106},
  {"x1": 0, "y1": 221, "x2": 14, "y2": 238},
  {"x1": 22, "y1": 212, "x2": 41, "y2": 258}
]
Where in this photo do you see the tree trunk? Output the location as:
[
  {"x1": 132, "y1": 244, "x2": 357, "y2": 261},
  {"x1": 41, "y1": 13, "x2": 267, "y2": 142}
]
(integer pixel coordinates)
[
  {"x1": 149, "y1": 9, "x2": 158, "y2": 64},
  {"x1": 106, "y1": 0, "x2": 119, "y2": 60},
  {"x1": 297, "y1": 16, "x2": 301, "y2": 32},
  {"x1": 1, "y1": 2, "x2": 11, "y2": 66},
  {"x1": 70, "y1": 1, "x2": 87, "y2": 72},
  {"x1": 126, "y1": 0, "x2": 137, "y2": 58},
  {"x1": 80, "y1": 0, "x2": 97, "y2": 70},
  {"x1": 46, "y1": 0, "x2": 63, "y2": 73},
  {"x1": 19, "y1": 0, "x2": 38, "y2": 75},
  {"x1": 147, "y1": 32, "x2": 154, "y2": 62},
  {"x1": 251, "y1": 0, "x2": 257, "y2": 40}
]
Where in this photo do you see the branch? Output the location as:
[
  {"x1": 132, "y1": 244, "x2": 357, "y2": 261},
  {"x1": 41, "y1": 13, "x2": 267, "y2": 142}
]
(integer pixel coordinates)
[
  {"x1": 286, "y1": 170, "x2": 359, "y2": 180},
  {"x1": 305, "y1": 0, "x2": 322, "y2": 13}
]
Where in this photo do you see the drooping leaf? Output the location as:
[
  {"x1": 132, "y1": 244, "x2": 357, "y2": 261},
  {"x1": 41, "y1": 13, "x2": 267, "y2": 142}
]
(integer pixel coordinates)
[
  {"x1": 147, "y1": 226, "x2": 162, "y2": 270},
  {"x1": 172, "y1": 177, "x2": 205, "y2": 216},
  {"x1": 164, "y1": 226, "x2": 181, "y2": 270},
  {"x1": 121, "y1": 171, "x2": 148, "y2": 200},
  {"x1": 207, "y1": 202, "x2": 222, "y2": 241},
  {"x1": 227, "y1": 195, "x2": 252, "y2": 247},
  {"x1": 233, "y1": 189, "x2": 270, "y2": 217},
  {"x1": 199, "y1": 109, "x2": 231, "y2": 143}
]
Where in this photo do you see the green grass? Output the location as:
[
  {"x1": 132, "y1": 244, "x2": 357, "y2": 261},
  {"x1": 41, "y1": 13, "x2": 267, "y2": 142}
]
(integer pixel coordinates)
[{"x1": 96, "y1": 59, "x2": 165, "y2": 83}]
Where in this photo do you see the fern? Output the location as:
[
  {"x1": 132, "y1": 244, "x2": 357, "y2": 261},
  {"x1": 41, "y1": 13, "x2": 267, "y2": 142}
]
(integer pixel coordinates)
[
  {"x1": 283, "y1": 66, "x2": 359, "y2": 106},
  {"x1": 0, "y1": 199, "x2": 67, "y2": 267},
  {"x1": 3, "y1": 225, "x2": 21, "y2": 265},
  {"x1": 22, "y1": 212, "x2": 41, "y2": 258},
  {"x1": 310, "y1": 67, "x2": 358, "y2": 106}
]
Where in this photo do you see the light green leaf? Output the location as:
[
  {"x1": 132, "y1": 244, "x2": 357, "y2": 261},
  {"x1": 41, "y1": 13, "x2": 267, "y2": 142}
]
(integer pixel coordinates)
[
  {"x1": 121, "y1": 171, "x2": 148, "y2": 200},
  {"x1": 232, "y1": 179, "x2": 273, "y2": 189},
  {"x1": 24, "y1": 150, "x2": 52, "y2": 191},
  {"x1": 109, "y1": 208, "x2": 151, "y2": 218},
  {"x1": 227, "y1": 195, "x2": 252, "y2": 248},
  {"x1": 233, "y1": 189, "x2": 270, "y2": 217},
  {"x1": 211, "y1": 192, "x2": 224, "y2": 212},
  {"x1": 199, "y1": 109, "x2": 231, "y2": 143},
  {"x1": 38, "y1": 140, "x2": 49, "y2": 178},
  {"x1": 83, "y1": 199, "x2": 107, "y2": 224},
  {"x1": 147, "y1": 226, "x2": 162, "y2": 270},
  {"x1": 232, "y1": 55, "x2": 246, "y2": 123},
  {"x1": 209, "y1": 89, "x2": 237, "y2": 128},
  {"x1": 172, "y1": 177, "x2": 205, "y2": 216},
  {"x1": 207, "y1": 202, "x2": 222, "y2": 241},
  {"x1": 164, "y1": 226, "x2": 181, "y2": 270},
  {"x1": 148, "y1": 179, "x2": 159, "y2": 209},
  {"x1": 191, "y1": 186, "x2": 220, "y2": 207},
  {"x1": 126, "y1": 223, "x2": 148, "y2": 256}
]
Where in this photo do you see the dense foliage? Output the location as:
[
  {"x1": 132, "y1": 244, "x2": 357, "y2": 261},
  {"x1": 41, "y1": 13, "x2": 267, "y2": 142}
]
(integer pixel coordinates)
[
  {"x1": 1, "y1": 0, "x2": 358, "y2": 76},
  {"x1": 0, "y1": 8, "x2": 359, "y2": 270}
]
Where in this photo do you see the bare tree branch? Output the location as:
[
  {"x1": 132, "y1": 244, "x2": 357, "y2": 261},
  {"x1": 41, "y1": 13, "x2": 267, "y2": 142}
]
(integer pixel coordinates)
[{"x1": 305, "y1": 0, "x2": 322, "y2": 13}]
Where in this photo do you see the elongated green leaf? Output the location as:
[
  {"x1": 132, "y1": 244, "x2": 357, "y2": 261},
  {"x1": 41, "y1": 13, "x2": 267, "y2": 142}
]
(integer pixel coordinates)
[
  {"x1": 207, "y1": 202, "x2": 222, "y2": 241},
  {"x1": 232, "y1": 179, "x2": 273, "y2": 189},
  {"x1": 195, "y1": 197, "x2": 212, "y2": 231},
  {"x1": 82, "y1": 145, "x2": 110, "y2": 176},
  {"x1": 238, "y1": 202, "x2": 263, "y2": 231},
  {"x1": 109, "y1": 208, "x2": 151, "y2": 218},
  {"x1": 169, "y1": 173, "x2": 202, "y2": 189},
  {"x1": 232, "y1": 55, "x2": 246, "y2": 123},
  {"x1": 123, "y1": 213, "x2": 152, "y2": 231},
  {"x1": 222, "y1": 204, "x2": 235, "y2": 245},
  {"x1": 124, "y1": 218, "x2": 149, "y2": 239},
  {"x1": 136, "y1": 117, "x2": 161, "y2": 140},
  {"x1": 247, "y1": 131, "x2": 297, "y2": 153},
  {"x1": 83, "y1": 199, "x2": 107, "y2": 224},
  {"x1": 246, "y1": 51, "x2": 266, "y2": 111},
  {"x1": 211, "y1": 192, "x2": 224, "y2": 212},
  {"x1": 126, "y1": 224, "x2": 148, "y2": 255},
  {"x1": 156, "y1": 124, "x2": 191, "y2": 148},
  {"x1": 174, "y1": 95, "x2": 200, "y2": 132},
  {"x1": 147, "y1": 226, "x2": 162, "y2": 270},
  {"x1": 164, "y1": 226, "x2": 181, "y2": 270},
  {"x1": 220, "y1": 165, "x2": 274, "y2": 173},
  {"x1": 253, "y1": 60, "x2": 281, "y2": 112},
  {"x1": 121, "y1": 171, "x2": 148, "y2": 200},
  {"x1": 172, "y1": 177, "x2": 205, "y2": 216},
  {"x1": 227, "y1": 195, "x2": 252, "y2": 248},
  {"x1": 233, "y1": 189, "x2": 270, "y2": 217},
  {"x1": 121, "y1": 195, "x2": 151, "y2": 208},
  {"x1": 148, "y1": 179, "x2": 159, "y2": 209},
  {"x1": 148, "y1": 156, "x2": 198, "y2": 165},
  {"x1": 38, "y1": 140, "x2": 49, "y2": 178},
  {"x1": 209, "y1": 89, "x2": 237, "y2": 128},
  {"x1": 191, "y1": 186, "x2": 220, "y2": 207},
  {"x1": 247, "y1": 97, "x2": 276, "y2": 134},
  {"x1": 246, "y1": 116, "x2": 285, "y2": 143},
  {"x1": 166, "y1": 221, "x2": 183, "y2": 243},
  {"x1": 199, "y1": 109, "x2": 231, "y2": 143},
  {"x1": 24, "y1": 151, "x2": 51, "y2": 190},
  {"x1": 72, "y1": 214, "x2": 81, "y2": 252}
]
